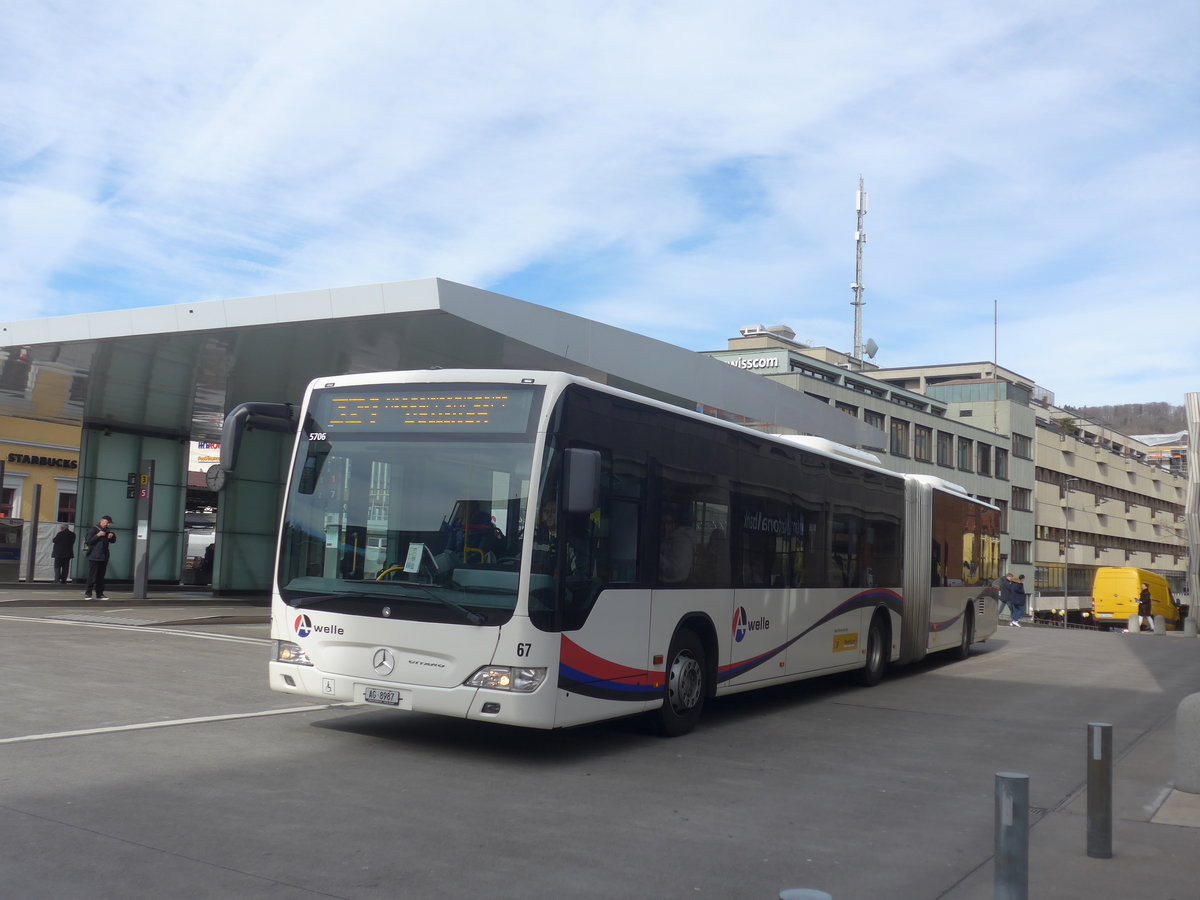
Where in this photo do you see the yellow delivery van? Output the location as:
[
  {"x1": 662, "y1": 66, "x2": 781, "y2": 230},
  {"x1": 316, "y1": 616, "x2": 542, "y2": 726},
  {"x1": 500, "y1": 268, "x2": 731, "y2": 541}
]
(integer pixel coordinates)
[{"x1": 1091, "y1": 568, "x2": 1181, "y2": 631}]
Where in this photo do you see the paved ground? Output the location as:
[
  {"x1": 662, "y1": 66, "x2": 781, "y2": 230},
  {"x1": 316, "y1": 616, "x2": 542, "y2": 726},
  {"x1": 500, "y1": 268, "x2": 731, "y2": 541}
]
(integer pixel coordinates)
[
  {"x1": 0, "y1": 582, "x2": 269, "y2": 628},
  {"x1": 0, "y1": 584, "x2": 1197, "y2": 899}
]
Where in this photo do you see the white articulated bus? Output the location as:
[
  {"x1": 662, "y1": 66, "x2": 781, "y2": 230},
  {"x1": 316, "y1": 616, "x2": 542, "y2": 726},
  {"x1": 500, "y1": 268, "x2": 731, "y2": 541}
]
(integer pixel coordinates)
[{"x1": 239, "y1": 369, "x2": 999, "y2": 735}]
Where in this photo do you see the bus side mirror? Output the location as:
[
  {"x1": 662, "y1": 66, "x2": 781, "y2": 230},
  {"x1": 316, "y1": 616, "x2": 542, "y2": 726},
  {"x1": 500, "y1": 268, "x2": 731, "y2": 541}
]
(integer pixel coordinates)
[
  {"x1": 221, "y1": 401, "x2": 296, "y2": 472},
  {"x1": 564, "y1": 448, "x2": 601, "y2": 513}
]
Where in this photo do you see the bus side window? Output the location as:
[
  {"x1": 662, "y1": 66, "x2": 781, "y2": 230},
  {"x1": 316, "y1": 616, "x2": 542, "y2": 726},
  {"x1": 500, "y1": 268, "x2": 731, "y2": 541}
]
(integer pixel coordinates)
[
  {"x1": 699, "y1": 522, "x2": 729, "y2": 586},
  {"x1": 658, "y1": 498, "x2": 699, "y2": 585},
  {"x1": 609, "y1": 499, "x2": 640, "y2": 582}
]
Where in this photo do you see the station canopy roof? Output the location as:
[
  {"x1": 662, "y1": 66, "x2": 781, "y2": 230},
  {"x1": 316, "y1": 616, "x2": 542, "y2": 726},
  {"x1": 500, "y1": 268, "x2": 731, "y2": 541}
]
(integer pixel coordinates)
[{"x1": 0, "y1": 277, "x2": 882, "y2": 448}]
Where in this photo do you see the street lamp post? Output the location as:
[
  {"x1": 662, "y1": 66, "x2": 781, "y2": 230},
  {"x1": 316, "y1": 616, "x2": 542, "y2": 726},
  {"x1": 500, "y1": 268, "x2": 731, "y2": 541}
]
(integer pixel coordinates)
[{"x1": 1063, "y1": 477, "x2": 1078, "y2": 628}]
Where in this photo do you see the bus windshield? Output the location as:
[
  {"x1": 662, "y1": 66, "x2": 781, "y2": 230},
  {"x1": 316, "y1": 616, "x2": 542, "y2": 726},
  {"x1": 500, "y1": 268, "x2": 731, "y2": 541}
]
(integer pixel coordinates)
[{"x1": 278, "y1": 384, "x2": 543, "y2": 625}]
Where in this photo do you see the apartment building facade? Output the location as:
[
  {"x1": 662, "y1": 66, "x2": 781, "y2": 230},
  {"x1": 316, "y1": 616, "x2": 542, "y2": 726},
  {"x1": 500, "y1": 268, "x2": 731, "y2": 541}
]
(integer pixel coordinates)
[
  {"x1": 1031, "y1": 405, "x2": 1189, "y2": 602},
  {"x1": 874, "y1": 363, "x2": 1189, "y2": 612}
]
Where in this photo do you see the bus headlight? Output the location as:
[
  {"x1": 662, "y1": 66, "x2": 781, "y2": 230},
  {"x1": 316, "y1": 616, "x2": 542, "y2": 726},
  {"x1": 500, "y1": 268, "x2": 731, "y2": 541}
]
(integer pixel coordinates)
[
  {"x1": 274, "y1": 640, "x2": 313, "y2": 666},
  {"x1": 465, "y1": 666, "x2": 547, "y2": 693}
]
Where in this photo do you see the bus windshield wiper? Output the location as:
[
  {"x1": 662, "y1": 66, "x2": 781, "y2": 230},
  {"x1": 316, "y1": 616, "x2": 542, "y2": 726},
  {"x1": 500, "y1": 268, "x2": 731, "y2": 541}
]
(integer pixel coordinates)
[{"x1": 392, "y1": 584, "x2": 486, "y2": 626}]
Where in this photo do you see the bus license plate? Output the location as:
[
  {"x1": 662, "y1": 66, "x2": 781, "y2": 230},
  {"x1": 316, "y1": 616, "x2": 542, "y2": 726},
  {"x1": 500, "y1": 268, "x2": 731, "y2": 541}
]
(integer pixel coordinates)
[{"x1": 363, "y1": 687, "x2": 402, "y2": 706}]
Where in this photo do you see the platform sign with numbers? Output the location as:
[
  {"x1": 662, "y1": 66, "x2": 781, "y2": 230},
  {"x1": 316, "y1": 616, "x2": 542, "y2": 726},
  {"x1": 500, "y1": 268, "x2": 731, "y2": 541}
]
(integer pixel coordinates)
[
  {"x1": 126, "y1": 472, "x2": 151, "y2": 500},
  {"x1": 132, "y1": 461, "x2": 155, "y2": 599}
]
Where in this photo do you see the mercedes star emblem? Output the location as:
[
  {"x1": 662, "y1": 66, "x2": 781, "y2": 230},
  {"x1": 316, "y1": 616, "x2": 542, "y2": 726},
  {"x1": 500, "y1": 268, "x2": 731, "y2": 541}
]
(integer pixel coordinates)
[{"x1": 372, "y1": 648, "x2": 395, "y2": 676}]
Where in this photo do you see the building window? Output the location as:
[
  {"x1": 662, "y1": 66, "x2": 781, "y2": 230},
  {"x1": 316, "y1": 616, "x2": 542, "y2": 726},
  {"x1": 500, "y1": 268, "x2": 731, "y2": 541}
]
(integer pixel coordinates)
[
  {"x1": 1011, "y1": 540, "x2": 1031, "y2": 564},
  {"x1": 890, "y1": 419, "x2": 910, "y2": 457},
  {"x1": 835, "y1": 401, "x2": 858, "y2": 418},
  {"x1": 995, "y1": 447, "x2": 1008, "y2": 480},
  {"x1": 937, "y1": 431, "x2": 954, "y2": 467},
  {"x1": 69, "y1": 373, "x2": 88, "y2": 404},
  {"x1": 804, "y1": 392, "x2": 829, "y2": 404},
  {"x1": 957, "y1": 437, "x2": 973, "y2": 472},
  {"x1": 57, "y1": 492, "x2": 77, "y2": 524},
  {"x1": 0, "y1": 487, "x2": 13, "y2": 518},
  {"x1": 1012, "y1": 433, "x2": 1032, "y2": 459},
  {"x1": 995, "y1": 498, "x2": 1009, "y2": 533},
  {"x1": 914, "y1": 425, "x2": 932, "y2": 462},
  {"x1": 791, "y1": 362, "x2": 837, "y2": 382},
  {"x1": 977, "y1": 443, "x2": 991, "y2": 476},
  {"x1": 864, "y1": 409, "x2": 885, "y2": 430},
  {"x1": 848, "y1": 381, "x2": 886, "y2": 398},
  {"x1": 1012, "y1": 486, "x2": 1032, "y2": 512},
  {"x1": 0, "y1": 348, "x2": 32, "y2": 393}
]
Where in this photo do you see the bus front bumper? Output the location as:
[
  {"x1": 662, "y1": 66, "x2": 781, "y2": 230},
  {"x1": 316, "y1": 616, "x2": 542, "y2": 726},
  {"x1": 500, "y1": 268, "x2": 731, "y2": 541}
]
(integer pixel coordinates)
[{"x1": 268, "y1": 661, "x2": 556, "y2": 728}]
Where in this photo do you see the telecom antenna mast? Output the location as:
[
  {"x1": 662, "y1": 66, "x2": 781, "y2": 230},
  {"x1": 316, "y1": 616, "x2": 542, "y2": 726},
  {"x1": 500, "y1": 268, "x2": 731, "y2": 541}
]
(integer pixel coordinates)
[{"x1": 851, "y1": 176, "x2": 867, "y2": 368}]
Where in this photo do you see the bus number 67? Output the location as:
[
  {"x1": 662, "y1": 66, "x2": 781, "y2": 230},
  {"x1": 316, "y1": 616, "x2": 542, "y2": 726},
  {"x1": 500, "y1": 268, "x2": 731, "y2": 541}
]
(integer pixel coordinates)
[{"x1": 516, "y1": 643, "x2": 532, "y2": 657}]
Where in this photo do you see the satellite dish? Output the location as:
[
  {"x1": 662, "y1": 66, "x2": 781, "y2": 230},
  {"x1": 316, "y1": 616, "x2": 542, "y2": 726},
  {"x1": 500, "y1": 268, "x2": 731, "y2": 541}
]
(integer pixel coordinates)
[{"x1": 864, "y1": 338, "x2": 879, "y2": 359}]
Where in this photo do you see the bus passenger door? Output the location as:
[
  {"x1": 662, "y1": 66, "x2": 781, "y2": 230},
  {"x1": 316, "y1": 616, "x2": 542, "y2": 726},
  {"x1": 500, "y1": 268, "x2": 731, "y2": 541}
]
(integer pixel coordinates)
[{"x1": 727, "y1": 588, "x2": 790, "y2": 686}]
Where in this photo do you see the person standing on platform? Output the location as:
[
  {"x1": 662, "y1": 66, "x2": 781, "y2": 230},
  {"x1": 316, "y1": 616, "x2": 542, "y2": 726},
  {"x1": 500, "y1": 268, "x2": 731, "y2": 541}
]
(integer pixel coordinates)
[
  {"x1": 51, "y1": 523, "x2": 75, "y2": 584},
  {"x1": 83, "y1": 515, "x2": 116, "y2": 600}
]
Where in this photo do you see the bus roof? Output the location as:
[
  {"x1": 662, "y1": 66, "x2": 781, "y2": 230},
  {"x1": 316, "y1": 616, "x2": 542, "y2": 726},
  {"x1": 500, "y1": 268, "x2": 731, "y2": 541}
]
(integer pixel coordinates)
[{"x1": 304, "y1": 368, "x2": 993, "y2": 506}]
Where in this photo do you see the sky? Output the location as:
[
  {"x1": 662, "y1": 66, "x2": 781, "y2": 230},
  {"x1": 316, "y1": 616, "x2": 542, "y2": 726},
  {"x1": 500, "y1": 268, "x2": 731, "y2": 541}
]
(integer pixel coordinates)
[{"x1": 1, "y1": 0, "x2": 1197, "y2": 407}]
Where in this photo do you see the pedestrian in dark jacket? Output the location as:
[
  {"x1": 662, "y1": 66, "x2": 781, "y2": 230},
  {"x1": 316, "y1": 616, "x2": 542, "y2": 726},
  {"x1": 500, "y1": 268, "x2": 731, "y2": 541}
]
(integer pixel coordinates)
[
  {"x1": 83, "y1": 515, "x2": 116, "y2": 600},
  {"x1": 998, "y1": 573, "x2": 1014, "y2": 620},
  {"x1": 1137, "y1": 583, "x2": 1153, "y2": 631},
  {"x1": 1009, "y1": 574, "x2": 1027, "y2": 626},
  {"x1": 51, "y1": 524, "x2": 75, "y2": 584}
]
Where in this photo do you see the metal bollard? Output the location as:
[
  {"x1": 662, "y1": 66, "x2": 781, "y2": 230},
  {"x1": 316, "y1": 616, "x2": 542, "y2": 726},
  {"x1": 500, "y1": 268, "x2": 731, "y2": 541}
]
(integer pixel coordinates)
[
  {"x1": 1086, "y1": 723, "x2": 1113, "y2": 858},
  {"x1": 779, "y1": 891, "x2": 832, "y2": 900},
  {"x1": 994, "y1": 772, "x2": 1029, "y2": 900},
  {"x1": 1176, "y1": 694, "x2": 1200, "y2": 794}
]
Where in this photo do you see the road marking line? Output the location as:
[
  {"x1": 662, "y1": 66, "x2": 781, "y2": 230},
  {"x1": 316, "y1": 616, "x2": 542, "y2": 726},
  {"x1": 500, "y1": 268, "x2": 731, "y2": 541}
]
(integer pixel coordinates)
[
  {"x1": 0, "y1": 613, "x2": 269, "y2": 644},
  {"x1": 0, "y1": 703, "x2": 359, "y2": 744}
]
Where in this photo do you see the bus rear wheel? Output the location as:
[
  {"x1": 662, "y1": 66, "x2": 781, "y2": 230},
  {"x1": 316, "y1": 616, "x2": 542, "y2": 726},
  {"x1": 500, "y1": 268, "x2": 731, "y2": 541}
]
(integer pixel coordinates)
[
  {"x1": 653, "y1": 629, "x2": 707, "y2": 736},
  {"x1": 954, "y1": 604, "x2": 974, "y2": 661},
  {"x1": 859, "y1": 615, "x2": 887, "y2": 687}
]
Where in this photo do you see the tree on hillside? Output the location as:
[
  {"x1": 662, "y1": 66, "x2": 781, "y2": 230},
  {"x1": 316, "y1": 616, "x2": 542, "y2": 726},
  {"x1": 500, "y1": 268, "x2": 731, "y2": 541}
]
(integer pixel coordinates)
[{"x1": 1063, "y1": 403, "x2": 1185, "y2": 435}]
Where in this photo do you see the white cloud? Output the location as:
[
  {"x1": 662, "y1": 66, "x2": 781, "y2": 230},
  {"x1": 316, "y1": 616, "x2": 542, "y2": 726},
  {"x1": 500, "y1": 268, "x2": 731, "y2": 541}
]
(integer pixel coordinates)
[{"x1": 0, "y1": 0, "x2": 1196, "y2": 405}]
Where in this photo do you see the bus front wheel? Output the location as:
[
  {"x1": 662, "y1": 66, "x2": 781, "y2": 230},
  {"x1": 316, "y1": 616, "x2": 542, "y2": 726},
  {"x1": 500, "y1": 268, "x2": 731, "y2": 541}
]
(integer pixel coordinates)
[{"x1": 653, "y1": 629, "x2": 707, "y2": 736}]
